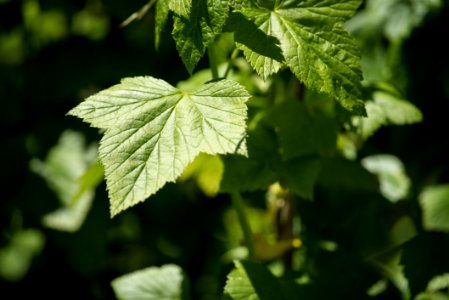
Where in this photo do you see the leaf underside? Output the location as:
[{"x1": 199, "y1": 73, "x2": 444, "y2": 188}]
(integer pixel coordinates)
[{"x1": 68, "y1": 76, "x2": 249, "y2": 216}]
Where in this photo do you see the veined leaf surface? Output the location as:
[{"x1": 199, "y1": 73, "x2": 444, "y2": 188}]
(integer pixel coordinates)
[
  {"x1": 69, "y1": 76, "x2": 249, "y2": 216},
  {"x1": 236, "y1": 0, "x2": 365, "y2": 114}
]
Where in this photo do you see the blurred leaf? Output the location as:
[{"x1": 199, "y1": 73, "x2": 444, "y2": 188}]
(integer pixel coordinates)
[
  {"x1": 253, "y1": 235, "x2": 300, "y2": 262},
  {"x1": 361, "y1": 154, "x2": 411, "y2": 202},
  {"x1": 224, "y1": 260, "x2": 284, "y2": 300},
  {"x1": 22, "y1": 0, "x2": 68, "y2": 46},
  {"x1": 0, "y1": 229, "x2": 45, "y2": 282},
  {"x1": 427, "y1": 273, "x2": 449, "y2": 292},
  {"x1": 415, "y1": 273, "x2": 449, "y2": 300},
  {"x1": 389, "y1": 216, "x2": 417, "y2": 247},
  {"x1": 367, "y1": 279, "x2": 388, "y2": 297},
  {"x1": 30, "y1": 130, "x2": 100, "y2": 232},
  {"x1": 415, "y1": 293, "x2": 449, "y2": 300},
  {"x1": 220, "y1": 122, "x2": 278, "y2": 192},
  {"x1": 354, "y1": 89, "x2": 423, "y2": 139},
  {"x1": 369, "y1": 249, "x2": 410, "y2": 300},
  {"x1": 0, "y1": 29, "x2": 25, "y2": 65},
  {"x1": 267, "y1": 99, "x2": 337, "y2": 160},
  {"x1": 179, "y1": 153, "x2": 223, "y2": 197},
  {"x1": 69, "y1": 77, "x2": 249, "y2": 216},
  {"x1": 111, "y1": 264, "x2": 188, "y2": 300},
  {"x1": 281, "y1": 156, "x2": 321, "y2": 200},
  {"x1": 419, "y1": 184, "x2": 449, "y2": 232},
  {"x1": 317, "y1": 157, "x2": 377, "y2": 191},
  {"x1": 72, "y1": 10, "x2": 109, "y2": 40},
  {"x1": 42, "y1": 161, "x2": 104, "y2": 232},
  {"x1": 223, "y1": 206, "x2": 269, "y2": 248},
  {"x1": 347, "y1": 0, "x2": 443, "y2": 42}
]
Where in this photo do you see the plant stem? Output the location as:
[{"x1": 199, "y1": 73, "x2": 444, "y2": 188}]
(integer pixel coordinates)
[
  {"x1": 208, "y1": 43, "x2": 219, "y2": 80},
  {"x1": 120, "y1": 0, "x2": 157, "y2": 28},
  {"x1": 223, "y1": 48, "x2": 239, "y2": 79},
  {"x1": 230, "y1": 191, "x2": 256, "y2": 261}
]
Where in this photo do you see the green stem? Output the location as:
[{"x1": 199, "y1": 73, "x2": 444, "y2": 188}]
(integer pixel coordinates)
[
  {"x1": 208, "y1": 43, "x2": 219, "y2": 80},
  {"x1": 230, "y1": 191, "x2": 256, "y2": 260},
  {"x1": 120, "y1": 0, "x2": 157, "y2": 28},
  {"x1": 223, "y1": 48, "x2": 239, "y2": 79}
]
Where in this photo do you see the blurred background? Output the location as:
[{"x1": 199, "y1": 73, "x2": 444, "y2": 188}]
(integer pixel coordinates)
[{"x1": 1, "y1": 0, "x2": 449, "y2": 299}]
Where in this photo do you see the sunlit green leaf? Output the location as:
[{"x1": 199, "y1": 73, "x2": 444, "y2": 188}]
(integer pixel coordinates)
[
  {"x1": 236, "y1": 0, "x2": 365, "y2": 114},
  {"x1": 419, "y1": 184, "x2": 449, "y2": 232},
  {"x1": 69, "y1": 77, "x2": 249, "y2": 216},
  {"x1": 224, "y1": 260, "x2": 284, "y2": 300},
  {"x1": 111, "y1": 264, "x2": 187, "y2": 300},
  {"x1": 169, "y1": 0, "x2": 192, "y2": 18},
  {"x1": 226, "y1": 11, "x2": 284, "y2": 79},
  {"x1": 361, "y1": 154, "x2": 411, "y2": 202},
  {"x1": 172, "y1": 0, "x2": 229, "y2": 74}
]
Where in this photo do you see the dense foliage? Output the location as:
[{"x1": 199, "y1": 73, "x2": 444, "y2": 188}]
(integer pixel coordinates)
[{"x1": 1, "y1": 0, "x2": 449, "y2": 299}]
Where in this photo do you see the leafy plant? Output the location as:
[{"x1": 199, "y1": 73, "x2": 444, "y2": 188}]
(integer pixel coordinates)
[{"x1": 19, "y1": 0, "x2": 445, "y2": 298}]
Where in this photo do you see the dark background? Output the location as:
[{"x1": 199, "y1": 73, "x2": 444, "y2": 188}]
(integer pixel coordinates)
[{"x1": 1, "y1": 0, "x2": 448, "y2": 299}]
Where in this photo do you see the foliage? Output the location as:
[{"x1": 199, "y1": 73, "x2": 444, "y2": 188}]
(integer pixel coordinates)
[{"x1": 1, "y1": 0, "x2": 449, "y2": 299}]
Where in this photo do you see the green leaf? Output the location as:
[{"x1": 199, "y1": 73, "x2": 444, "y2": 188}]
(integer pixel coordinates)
[
  {"x1": 346, "y1": 0, "x2": 443, "y2": 42},
  {"x1": 179, "y1": 153, "x2": 224, "y2": 197},
  {"x1": 0, "y1": 229, "x2": 45, "y2": 282},
  {"x1": 30, "y1": 130, "x2": 100, "y2": 232},
  {"x1": 172, "y1": 0, "x2": 229, "y2": 74},
  {"x1": 419, "y1": 184, "x2": 449, "y2": 232},
  {"x1": 169, "y1": 0, "x2": 192, "y2": 18},
  {"x1": 281, "y1": 156, "x2": 321, "y2": 200},
  {"x1": 317, "y1": 157, "x2": 378, "y2": 191},
  {"x1": 237, "y1": 0, "x2": 365, "y2": 114},
  {"x1": 415, "y1": 293, "x2": 449, "y2": 300},
  {"x1": 354, "y1": 89, "x2": 423, "y2": 139},
  {"x1": 42, "y1": 161, "x2": 104, "y2": 232},
  {"x1": 226, "y1": 11, "x2": 284, "y2": 79},
  {"x1": 369, "y1": 249, "x2": 410, "y2": 300},
  {"x1": 224, "y1": 260, "x2": 285, "y2": 300},
  {"x1": 111, "y1": 264, "x2": 187, "y2": 300},
  {"x1": 220, "y1": 122, "x2": 279, "y2": 192},
  {"x1": 361, "y1": 154, "x2": 411, "y2": 202},
  {"x1": 68, "y1": 76, "x2": 250, "y2": 217},
  {"x1": 155, "y1": 0, "x2": 170, "y2": 49},
  {"x1": 267, "y1": 99, "x2": 337, "y2": 160}
]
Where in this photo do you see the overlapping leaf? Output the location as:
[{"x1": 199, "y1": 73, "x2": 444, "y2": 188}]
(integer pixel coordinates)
[
  {"x1": 172, "y1": 0, "x2": 229, "y2": 74},
  {"x1": 169, "y1": 0, "x2": 192, "y2": 18},
  {"x1": 234, "y1": 0, "x2": 365, "y2": 114},
  {"x1": 155, "y1": 0, "x2": 170, "y2": 49},
  {"x1": 68, "y1": 76, "x2": 249, "y2": 216},
  {"x1": 111, "y1": 264, "x2": 186, "y2": 300},
  {"x1": 224, "y1": 260, "x2": 285, "y2": 300},
  {"x1": 226, "y1": 11, "x2": 285, "y2": 79}
]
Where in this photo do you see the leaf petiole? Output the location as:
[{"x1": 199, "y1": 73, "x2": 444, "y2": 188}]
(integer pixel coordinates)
[{"x1": 230, "y1": 191, "x2": 256, "y2": 261}]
